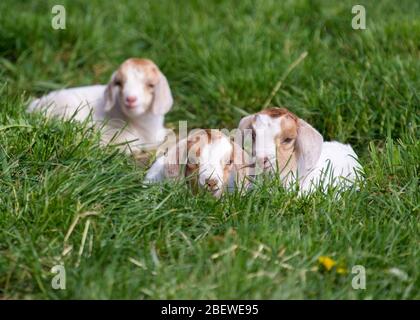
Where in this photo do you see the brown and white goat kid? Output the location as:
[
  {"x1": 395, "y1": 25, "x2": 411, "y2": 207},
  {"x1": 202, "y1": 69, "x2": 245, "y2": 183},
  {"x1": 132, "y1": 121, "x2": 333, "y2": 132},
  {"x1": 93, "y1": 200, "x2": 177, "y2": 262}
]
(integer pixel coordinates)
[
  {"x1": 145, "y1": 129, "x2": 253, "y2": 198},
  {"x1": 28, "y1": 58, "x2": 173, "y2": 154},
  {"x1": 237, "y1": 107, "x2": 362, "y2": 194}
]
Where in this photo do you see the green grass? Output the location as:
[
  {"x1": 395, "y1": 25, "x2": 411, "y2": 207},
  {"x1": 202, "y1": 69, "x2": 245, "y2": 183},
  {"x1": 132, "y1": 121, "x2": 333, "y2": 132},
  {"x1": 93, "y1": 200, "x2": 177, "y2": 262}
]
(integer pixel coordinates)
[{"x1": 0, "y1": 0, "x2": 419, "y2": 299}]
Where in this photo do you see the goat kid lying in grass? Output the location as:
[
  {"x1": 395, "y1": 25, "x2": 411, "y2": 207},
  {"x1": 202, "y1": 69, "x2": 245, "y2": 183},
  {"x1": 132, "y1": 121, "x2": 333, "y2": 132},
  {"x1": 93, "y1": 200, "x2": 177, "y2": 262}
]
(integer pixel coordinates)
[
  {"x1": 145, "y1": 129, "x2": 254, "y2": 198},
  {"x1": 237, "y1": 107, "x2": 363, "y2": 194},
  {"x1": 28, "y1": 58, "x2": 173, "y2": 155}
]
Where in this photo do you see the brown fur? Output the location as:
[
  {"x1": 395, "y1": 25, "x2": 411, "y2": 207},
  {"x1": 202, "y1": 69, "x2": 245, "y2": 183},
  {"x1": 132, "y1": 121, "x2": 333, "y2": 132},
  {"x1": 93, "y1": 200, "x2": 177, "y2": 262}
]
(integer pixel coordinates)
[
  {"x1": 266, "y1": 108, "x2": 299, "y2": 180},
  {"x1": 260, "y1": 107, "x2": 296, "y2": 119},
  {"x1": 117, "y1": 58, "x2": 160, "y2": 85}
]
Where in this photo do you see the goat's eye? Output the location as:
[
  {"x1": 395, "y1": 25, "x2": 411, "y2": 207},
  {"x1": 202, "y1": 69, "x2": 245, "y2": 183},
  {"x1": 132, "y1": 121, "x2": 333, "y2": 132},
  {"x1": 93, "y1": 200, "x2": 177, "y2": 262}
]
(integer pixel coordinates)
[
  {"x1": 114, "y1": 79, "x2": 122, "y2": 86},
  {"x1": 282, "y1": 138, "x2": 294, "y2": 144},
  {"x1": 148, "y1": 83, "x2": 155, "y2": 89},
  {"x1": 227, "y1": 159, "x2": 233, "y2": 165}
]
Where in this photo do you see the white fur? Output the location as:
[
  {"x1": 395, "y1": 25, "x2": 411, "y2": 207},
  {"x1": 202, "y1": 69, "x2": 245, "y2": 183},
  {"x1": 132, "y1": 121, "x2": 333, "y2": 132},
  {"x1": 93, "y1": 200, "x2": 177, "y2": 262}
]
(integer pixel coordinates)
[
  {"x1": 28, "y1": 85, "x2": 105, "y2": 122},
  {"x1": 27, "y1": 59, "x2": 173, "y2": 154},
  {"x1": 145, "y1": 155, "x2": 166, "y2": 182},
  {"x1": 300, "y1": 141, "x2": 362, "y2": 194}
]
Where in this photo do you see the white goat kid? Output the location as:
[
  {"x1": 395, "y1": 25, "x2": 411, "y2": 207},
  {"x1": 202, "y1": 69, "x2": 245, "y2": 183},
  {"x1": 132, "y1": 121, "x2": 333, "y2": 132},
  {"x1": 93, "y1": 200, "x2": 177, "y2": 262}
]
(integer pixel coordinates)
[
  {"x1": 28, "y1": 58, "x2": 173, "y2": 154},
  {"x1": 145, "y1": 129, "x2": 253, "y2": 198},
  {"x1": 238, "y1": 107, "x2": 362, "y2": 194}
]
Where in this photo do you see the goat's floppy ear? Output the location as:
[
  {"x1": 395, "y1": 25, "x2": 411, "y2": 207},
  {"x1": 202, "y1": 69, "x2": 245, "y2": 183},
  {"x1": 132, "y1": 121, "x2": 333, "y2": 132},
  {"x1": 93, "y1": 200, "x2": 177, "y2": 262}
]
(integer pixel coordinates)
[
  {"x1": 164, "y1": 138, "x2": 187, "y2": 178},
  {"x1": 104, "y1": 72, "x2": 118, "y2": 112},
  {"x1": 295, "y1": 118, "x2": 323, "y2": 177},
  {"x1": 152, "y1": 71, "x2": 173, "y2": 115}
]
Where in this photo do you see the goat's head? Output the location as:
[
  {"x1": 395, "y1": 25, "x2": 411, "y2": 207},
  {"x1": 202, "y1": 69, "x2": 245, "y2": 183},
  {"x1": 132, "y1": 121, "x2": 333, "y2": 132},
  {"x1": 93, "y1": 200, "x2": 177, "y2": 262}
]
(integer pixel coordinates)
[
  {"x1": 238, "y1": 107, "x2": 323, "y2": 181},
  {"x1": 104, "y1": 58, "x2": 173, "y2": 118},
  {"x1": 164, "y1": 129, "x2": 252, "y2": 198}
]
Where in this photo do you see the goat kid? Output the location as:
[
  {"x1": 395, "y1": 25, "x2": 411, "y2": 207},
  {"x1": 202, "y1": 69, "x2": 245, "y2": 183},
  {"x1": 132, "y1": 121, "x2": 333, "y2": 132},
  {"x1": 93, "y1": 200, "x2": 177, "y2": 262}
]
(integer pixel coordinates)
[
  {"x1": 237, "y1": 107, "x2": 363, "y2": 194},
  {"x1": 28, "y1": 58, "x2": 173, "y2": 154},
  {"x1": 145, "y1": 129, "x2": 253, "y2": 198}
]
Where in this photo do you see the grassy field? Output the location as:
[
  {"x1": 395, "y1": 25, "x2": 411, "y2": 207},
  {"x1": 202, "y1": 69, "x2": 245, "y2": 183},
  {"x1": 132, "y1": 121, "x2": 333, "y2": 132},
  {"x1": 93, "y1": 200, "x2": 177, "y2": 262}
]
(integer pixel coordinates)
[{"x1": 0, "y1": 0, "x2": 419, "y2": 299}]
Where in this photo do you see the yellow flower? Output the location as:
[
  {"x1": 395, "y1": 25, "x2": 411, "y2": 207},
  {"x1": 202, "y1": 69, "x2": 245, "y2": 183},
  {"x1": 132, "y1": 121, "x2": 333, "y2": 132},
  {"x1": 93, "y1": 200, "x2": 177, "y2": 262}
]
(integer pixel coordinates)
[
  {"x1": 336, "y1": 267, "x2": 348, "y2": 275},
  {"x1": 318, "y1": 256, "x2": 336, "y2": 271}
]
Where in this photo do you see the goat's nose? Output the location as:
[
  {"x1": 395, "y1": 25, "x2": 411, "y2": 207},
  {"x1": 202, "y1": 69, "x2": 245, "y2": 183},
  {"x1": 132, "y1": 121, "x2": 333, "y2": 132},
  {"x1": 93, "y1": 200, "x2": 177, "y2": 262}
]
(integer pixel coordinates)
[
  {"x1": 261, "y1": 157, "x2": 272, "y2": 169},
  {"x1": 205, "y1": 178, "x2": 218, "y2": 189},
  {"x1": 125, "y1": 96, "x2": 137, "y2": 104}
]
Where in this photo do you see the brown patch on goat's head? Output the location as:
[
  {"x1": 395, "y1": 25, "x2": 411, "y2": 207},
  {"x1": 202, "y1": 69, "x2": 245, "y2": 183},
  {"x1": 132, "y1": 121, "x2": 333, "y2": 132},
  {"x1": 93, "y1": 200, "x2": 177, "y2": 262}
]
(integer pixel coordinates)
[
  {"x1": 118, "y1": 58, "x2": 160, "y2": 85},
  {"x1": 265, "y1": 108, "x2": 298, "y2": 178},
  {"x1": 275, "y1": 114, "x2": 298, "y2": 179},
  {"x1": 259, "y1": 107, "x2": 297, "y2": 119}
]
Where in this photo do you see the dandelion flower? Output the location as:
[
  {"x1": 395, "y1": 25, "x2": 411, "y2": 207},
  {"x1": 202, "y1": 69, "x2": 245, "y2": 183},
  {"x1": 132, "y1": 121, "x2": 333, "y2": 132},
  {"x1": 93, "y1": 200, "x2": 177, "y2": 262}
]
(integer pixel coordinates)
[{"x1": 318, "y1": 256, "x2": 336, "y2": 271}]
